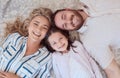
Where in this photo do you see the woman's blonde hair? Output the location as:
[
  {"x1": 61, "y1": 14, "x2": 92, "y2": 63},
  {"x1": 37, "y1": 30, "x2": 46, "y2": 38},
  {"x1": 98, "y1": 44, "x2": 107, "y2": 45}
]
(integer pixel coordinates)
[{"x1": 4, "y1": 7, "x2": 52, "y2": 37}]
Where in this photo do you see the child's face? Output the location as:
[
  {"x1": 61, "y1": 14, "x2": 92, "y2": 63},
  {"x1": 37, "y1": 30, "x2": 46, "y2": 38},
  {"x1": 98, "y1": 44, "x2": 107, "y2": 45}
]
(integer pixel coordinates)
[
  {"x1": 48, "y1": 32, "x2": 68, "y2": 53},
  {"x1": 28, "y1": 16, "x2": 50, "y2": 42}
]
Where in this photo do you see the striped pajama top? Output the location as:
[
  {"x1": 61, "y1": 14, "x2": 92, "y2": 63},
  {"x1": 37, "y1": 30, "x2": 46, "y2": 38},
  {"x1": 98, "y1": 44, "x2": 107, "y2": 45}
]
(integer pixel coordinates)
[{"x1": 0, "y1": 33, "x2": 52, "y2": 78}]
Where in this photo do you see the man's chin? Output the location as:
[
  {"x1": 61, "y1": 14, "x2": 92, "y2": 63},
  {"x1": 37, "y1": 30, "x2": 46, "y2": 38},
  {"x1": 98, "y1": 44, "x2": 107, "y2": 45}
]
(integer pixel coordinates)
[{"x1": 73, "y1": 25, "x2": 81, "y2": 30}]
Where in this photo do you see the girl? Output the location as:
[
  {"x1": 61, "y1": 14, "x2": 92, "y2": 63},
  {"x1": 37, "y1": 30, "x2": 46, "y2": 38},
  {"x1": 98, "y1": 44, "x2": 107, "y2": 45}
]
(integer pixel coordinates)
[
  {"x1": 45, "y1": 27, "x2": 103, "y2": 78},
  {"x1": 0, "y1": 7, "x2": 53, "y2": 78}
]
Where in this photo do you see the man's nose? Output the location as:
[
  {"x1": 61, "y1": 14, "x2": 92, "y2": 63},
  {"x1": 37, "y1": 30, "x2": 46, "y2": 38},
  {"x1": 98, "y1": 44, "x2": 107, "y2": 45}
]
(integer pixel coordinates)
[{"x1": 66, "y1": 20, "x2": 72, "y2": 24}]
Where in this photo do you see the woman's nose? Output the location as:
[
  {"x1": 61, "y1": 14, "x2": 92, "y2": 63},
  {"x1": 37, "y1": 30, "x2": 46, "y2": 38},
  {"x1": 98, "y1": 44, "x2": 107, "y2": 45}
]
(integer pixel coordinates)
[
  {"x1": 37, "y1": 26, "x2": 43, "y2": 31},
  {"x1": 35, "y1": 27, "x2": 42, "y2": 33}
]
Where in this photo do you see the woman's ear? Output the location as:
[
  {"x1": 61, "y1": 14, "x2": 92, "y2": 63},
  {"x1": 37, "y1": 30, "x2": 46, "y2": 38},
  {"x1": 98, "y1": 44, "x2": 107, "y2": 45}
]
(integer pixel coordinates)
[{"x1": 22, "y1": 20, "x2": 30, "y2": 36}]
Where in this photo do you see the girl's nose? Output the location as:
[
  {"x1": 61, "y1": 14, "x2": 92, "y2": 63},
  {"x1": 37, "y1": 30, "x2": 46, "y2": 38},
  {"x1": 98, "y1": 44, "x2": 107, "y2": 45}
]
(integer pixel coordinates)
[
  {"x1": 57, "y1": 41, "x2": 62, "y2": 48},
  {"x1": 66, "y1": 20, "x2": 71, "y2": 23}
]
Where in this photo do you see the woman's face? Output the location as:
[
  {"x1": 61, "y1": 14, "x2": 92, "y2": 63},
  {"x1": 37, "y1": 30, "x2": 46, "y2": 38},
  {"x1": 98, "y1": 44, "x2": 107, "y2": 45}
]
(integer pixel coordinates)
[
  {"x1": 28, "y1": 16, "x2": 50, "y2": 42},
  {"x1": 48, "y1": 32, "x2": 68, "y2": 53}
]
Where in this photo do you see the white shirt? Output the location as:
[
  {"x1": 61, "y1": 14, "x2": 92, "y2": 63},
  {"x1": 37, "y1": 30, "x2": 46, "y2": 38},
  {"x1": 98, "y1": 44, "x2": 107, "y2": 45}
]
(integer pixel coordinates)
[
  {"x1": 0, "y1": 33, "x2": 52, "y2": 78},
  {"x1": 80, "y1": 0, "x2": 120, "y2": 16},
  {"x1": 78, "y1": 13, "x2": 120, "y2": 69},
  {"x1": 52, "y1": 41, "x2": 103, "y2": 78}
]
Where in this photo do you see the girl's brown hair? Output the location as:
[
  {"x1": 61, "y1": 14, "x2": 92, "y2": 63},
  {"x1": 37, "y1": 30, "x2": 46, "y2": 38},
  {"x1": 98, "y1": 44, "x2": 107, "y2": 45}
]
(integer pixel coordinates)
[{"x1": 44, "y1": 27, "x2": 73, "y2": 53}]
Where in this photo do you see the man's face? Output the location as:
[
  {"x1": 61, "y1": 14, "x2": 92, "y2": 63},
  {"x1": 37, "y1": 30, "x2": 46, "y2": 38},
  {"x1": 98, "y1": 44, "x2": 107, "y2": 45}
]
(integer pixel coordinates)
[{"x1": 54, "y1": 9, "x2": 84, "y2": 30}]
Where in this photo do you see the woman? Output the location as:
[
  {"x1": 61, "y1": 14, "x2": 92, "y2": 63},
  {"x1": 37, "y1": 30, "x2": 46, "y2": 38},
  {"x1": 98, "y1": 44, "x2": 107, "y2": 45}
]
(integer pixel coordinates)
[{"x1": 0, "y1": 7, "x2": 53, "y2": 78}]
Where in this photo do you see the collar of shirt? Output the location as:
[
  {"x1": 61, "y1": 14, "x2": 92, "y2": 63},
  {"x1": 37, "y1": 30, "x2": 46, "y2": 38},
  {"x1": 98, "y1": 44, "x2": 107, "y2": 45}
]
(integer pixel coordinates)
[{"x1": 77, "y1": 17, "x2": 91, "y2": 34}]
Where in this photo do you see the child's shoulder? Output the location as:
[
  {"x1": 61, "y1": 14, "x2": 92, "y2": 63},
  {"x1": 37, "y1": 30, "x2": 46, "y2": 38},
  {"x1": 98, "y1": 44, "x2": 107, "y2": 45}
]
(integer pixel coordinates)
[
  {"x1": 52, "y1": 52, "x2": 61, "y2": 56},
  {"x1": 72, "y1": 40, "x2": 82, "y2": 46},
  {"x1": 52, "y1": 52, "x2": 63, "y2": 58}
]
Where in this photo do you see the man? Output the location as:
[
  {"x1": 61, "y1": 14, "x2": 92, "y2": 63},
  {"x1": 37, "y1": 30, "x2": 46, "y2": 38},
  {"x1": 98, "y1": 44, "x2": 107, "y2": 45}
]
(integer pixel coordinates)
[
  {"x1": 52, "y1": 2, "x2": 120, "y2": 78},
  {"x1": 80, "y1": 0, "x2": 120, "y2": 16}
]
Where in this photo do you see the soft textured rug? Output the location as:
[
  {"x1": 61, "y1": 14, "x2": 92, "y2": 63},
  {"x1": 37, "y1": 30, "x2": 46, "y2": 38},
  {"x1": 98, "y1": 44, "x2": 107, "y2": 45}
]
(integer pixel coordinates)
[{"x1": 1, "y1": 0, "x2": 120, "y2": 78}]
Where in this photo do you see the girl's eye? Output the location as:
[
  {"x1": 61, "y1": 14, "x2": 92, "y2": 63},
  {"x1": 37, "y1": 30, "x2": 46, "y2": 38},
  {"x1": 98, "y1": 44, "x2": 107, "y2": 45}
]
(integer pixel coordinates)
[
  {"x1": 52, "y1": 42, "x2": 56, "y2": 45},
  {"x1": 60, "y1": 37, "x2": 63, "y2": 40}
]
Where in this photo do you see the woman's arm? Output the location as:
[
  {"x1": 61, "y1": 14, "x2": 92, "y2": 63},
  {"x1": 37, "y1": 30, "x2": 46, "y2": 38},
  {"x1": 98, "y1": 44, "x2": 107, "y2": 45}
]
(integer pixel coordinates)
[
  {"x1": 36, "y1": 60, "x2": 53, "y2": 78},
  {"x1": 0, "y1": 71, "x2": 21, "y2": 78}
]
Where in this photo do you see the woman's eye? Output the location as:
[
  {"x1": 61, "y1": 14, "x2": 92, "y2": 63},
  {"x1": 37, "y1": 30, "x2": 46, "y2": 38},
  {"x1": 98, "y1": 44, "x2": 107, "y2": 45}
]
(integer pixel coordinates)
[
  {"x1": 43, "y1": 27, "x2": 48, "y2": 30},
  {"x1": 34, "y1": 23, "x2": 38, "y2": 26}
]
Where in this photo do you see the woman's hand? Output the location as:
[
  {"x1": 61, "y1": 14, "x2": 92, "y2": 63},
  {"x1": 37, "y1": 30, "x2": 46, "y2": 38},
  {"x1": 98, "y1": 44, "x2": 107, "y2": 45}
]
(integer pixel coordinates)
[{"x1": 0, "y1": 71, "x2": 20, "y2": 78}]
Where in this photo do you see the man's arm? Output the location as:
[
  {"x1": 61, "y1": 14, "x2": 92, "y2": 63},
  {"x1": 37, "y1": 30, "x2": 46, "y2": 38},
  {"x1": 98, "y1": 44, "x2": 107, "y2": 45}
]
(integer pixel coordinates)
[{"x1": 104, "y1": 59, "x2": 120, "y2": 78}]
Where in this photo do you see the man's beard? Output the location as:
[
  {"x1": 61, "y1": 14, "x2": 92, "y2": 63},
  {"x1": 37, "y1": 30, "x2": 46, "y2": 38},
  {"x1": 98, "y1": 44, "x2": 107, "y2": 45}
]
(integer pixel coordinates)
[{"x1": 73, "y1": 10, "x2": 84, "y2": 30}]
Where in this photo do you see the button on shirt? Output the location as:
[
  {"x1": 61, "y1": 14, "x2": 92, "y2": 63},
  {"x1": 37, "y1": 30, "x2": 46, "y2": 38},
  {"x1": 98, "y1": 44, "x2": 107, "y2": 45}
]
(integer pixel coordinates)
[{"x1": 0, "y1": 33, "x2": 52, "y2": 78}]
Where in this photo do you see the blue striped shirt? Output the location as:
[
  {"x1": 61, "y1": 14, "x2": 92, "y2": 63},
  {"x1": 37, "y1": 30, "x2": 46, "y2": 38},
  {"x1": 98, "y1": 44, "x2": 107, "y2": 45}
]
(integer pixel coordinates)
[{"x1": 0, "y1": 33, "x2": 52, "y2": 78}]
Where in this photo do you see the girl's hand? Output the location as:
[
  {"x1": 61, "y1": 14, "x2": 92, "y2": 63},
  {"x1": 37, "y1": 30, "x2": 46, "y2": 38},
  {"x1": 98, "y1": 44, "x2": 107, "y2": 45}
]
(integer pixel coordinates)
[{"x1": 0, "y1": 71, "x2": 20, "y2": 78}]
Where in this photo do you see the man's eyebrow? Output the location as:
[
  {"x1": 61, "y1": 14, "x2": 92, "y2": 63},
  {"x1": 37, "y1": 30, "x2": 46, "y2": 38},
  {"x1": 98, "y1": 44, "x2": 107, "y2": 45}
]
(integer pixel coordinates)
[{"x1": 61, "y1": 13, "x2": 64, "y2": 20}]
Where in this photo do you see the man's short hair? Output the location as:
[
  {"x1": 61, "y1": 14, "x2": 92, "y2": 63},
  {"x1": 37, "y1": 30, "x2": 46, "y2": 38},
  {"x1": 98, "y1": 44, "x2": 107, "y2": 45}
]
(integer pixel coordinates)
[{"x1": 51, "y1": 9, "x2": 66, "y2": 27}]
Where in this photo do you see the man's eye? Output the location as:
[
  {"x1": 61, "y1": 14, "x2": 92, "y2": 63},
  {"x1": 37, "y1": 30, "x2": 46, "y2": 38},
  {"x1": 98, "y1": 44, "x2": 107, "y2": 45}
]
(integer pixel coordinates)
[
  {"x1": 64, "y1": 14, "x2": 66, "y2": 20},
  {"x1": 62, "y1": 14, "x2": 66, "y2": 20},
  {"x1": 63, "y1": 14, "x2": 66, "y2": 20},
  {"x1": 63, "y1": 23, "x2": 67, "y2": 29}
]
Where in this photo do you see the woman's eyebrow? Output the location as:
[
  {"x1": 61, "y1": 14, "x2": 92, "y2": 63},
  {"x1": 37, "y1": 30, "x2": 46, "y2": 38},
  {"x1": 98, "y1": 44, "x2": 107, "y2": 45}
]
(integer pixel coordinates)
[
  {"x1": 43, "y1": 25, "x2": 49, "y2": 28},
  {"x1": 34, "y1": 20, "x2": 40, "y2": 23}
]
